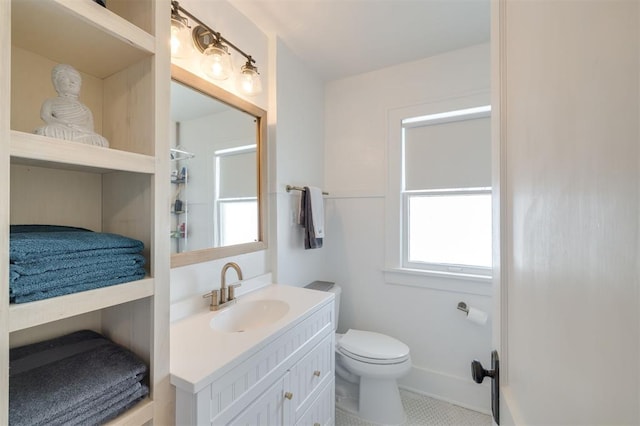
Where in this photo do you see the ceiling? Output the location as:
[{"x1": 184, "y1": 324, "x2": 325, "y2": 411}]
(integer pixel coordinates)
[{"x1": 228, "y1": 0, "x2": 490, "y2": 81}]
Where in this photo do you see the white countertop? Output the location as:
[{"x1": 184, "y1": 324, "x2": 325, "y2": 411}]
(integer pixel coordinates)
[{"x1": 170, "y1": 284, "x2": 334, "y2": 393}]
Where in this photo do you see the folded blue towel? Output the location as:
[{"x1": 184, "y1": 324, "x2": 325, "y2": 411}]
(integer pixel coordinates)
[
  {"x1": 10, "y1": 254, "x2": 145, "y2": 296},
  {"x1": 10, "y1": 229, "x2": 144, "y2": 263},
  {"x1": 8, "y1": 226, "x2": 147, "y2": 304},
  {"x1": 10, "y1": 253, "x2": 145, "y2": 276},
  {"x1": 10, "y1": 224, "x2": 90, "y2": 234},
  {"x1": 9, "y1": 330, "x2": 148, "y2": 426},
  {"x1": 11, "y1": 263, "x2": 145, "y2": 297},
  {"x1": 10, "y1": 270, "x2": 147, "y2": 303}
]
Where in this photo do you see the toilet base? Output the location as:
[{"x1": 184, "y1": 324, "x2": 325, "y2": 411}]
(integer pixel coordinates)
[{"x1": 335, "y1": 374, "x2": 406, "y2": 426}]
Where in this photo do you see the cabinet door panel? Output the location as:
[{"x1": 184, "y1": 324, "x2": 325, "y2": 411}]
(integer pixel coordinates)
[
  {"x1": 296, "y1": 378, "x2": 335, "y2": 426},
  {"x1": 291, "y1": 333, "x2": 334, "y2": 421},
  {"x1": 229, "y1": 373, "x2": 290, "y2": 426}
]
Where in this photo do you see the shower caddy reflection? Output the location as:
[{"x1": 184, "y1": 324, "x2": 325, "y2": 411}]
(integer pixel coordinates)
[{"x1": 170, "y1": 147, "x2": 195, "y2": 253}]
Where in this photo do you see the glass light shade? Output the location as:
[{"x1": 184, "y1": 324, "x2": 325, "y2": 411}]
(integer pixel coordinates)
[
  {"x1": 201, "y1": 44, "x2": 232, "y2": 81},
  {"x1": 238, "y1": 64, "x2": 262, "y2": 96},
  {"x1": 170, "y1": 18, "x2": 190, "y2": 58}
]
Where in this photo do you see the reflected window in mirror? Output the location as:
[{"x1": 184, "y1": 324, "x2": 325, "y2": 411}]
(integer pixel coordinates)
[
  {"x1": 170, "y1": 64, "x2": 267, "y2": 268},
  {"x1": 214, "y1": 144, "x2": 258, "y2": 246}
]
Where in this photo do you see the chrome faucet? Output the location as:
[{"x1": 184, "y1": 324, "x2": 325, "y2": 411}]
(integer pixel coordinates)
[
  {"x1": 203, "y1": 262, "x2": 243, "y2": 311},
  {"x1": 220, "y1": 262, "x2": 243, "y2": 303}
]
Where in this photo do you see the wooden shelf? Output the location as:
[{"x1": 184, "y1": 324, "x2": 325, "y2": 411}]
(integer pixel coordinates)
[
  {"x1": 11, "y1": 0, "x2": 154, "y2": 78},
  {"x1": 10, "y1": 131, "x2": 155, "y2": 174},
  {"x1": 104, "y1": 398, "x2": 154, "y2": 426},
  {"x1": 9, "y1": 277, "x2": 155, "y2": 332}
]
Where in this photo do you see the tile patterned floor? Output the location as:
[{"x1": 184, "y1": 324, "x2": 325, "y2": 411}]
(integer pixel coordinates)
[{"x1": 335, "y1": 389, "x2": 492, "y2": 426}]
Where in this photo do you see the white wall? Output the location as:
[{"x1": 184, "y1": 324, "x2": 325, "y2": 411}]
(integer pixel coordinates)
[
  {"x1": 271, "y1": 38, "x2": 328, "y2": 287},
  {"x1": 170, "y1": 0, "x2": 270, "y2": 319},
  {"x1": 324, "y1": 44, "x2": 492, "y2": 412}
]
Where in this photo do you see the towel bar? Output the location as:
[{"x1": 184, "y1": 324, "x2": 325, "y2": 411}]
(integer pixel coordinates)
[{"x1": 286, "y1": 185, "x2": 329, "y2": 195}]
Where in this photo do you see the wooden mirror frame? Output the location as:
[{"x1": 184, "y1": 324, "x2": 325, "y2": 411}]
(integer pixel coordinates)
[{"x1": 170, "y1": 64, "x2": 268, "y2": 268}]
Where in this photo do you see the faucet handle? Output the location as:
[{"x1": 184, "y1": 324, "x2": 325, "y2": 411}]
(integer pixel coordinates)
[
  {"x1": 202, "y1": 290, "x2": 220, "y2": 309},
  {"x1": 228, "y1": 282, "x2": 242, "y2": 301}
]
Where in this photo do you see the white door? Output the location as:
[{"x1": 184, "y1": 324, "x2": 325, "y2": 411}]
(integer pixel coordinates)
[{"x1": 492, "y1": 0, "x2": 639, "y2": 424}]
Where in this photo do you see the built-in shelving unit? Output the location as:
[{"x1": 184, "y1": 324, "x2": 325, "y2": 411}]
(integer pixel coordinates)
[{"x1": 1, "y1": 0, "x2": 170, "y2": 424}]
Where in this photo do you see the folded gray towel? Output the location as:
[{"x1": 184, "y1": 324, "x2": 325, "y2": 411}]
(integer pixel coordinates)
[
  {"x1": 9, "y1": 330, "x2": 148, "y2": 426},
  {"x1": 49, "y1": 381, "x2": 148, "y2": 426},
  {"x1": 70, "y1": 384, "x2": 149, "y2": 426}
]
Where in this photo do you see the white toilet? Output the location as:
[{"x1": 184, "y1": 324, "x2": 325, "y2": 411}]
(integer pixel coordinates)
[{"x1": 306, "y1": 282, "x2": 412, "y2": 425}]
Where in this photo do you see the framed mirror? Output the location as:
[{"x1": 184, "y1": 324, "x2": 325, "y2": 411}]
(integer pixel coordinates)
[{"x1": 170, "y1": 64, "x2": 267, "y2": 268}]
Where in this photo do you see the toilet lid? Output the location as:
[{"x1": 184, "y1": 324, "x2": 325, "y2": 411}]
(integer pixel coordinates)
[{"x1": 338, "y1": 329, "x2": 409, "y2": 361}]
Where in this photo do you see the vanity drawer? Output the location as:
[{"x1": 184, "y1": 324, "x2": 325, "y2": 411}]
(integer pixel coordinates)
[
  {"x1": 295, "y1": 377, "x2": 335, "y2": 426},
  {"x1": 291, "y1": 332, "x2": 335, "y2": 422}
]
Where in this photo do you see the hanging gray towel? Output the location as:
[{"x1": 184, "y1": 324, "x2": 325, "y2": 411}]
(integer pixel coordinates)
[{"x1": 299, "y1": 186, "x2": 323, "y2": 249}]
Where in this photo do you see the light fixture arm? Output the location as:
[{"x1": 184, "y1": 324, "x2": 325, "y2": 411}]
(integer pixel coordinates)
[{"x1": 172, "y1": 1, "x2": 256, "y2": 65}]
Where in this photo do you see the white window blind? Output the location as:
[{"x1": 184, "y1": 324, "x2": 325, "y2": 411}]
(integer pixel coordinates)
[
  {"x1": 217, "y1": 151, "x2": 257, "y2": 199},
  {"x1": 403, "y1": 116, "x2": 491, "y2": 191}
]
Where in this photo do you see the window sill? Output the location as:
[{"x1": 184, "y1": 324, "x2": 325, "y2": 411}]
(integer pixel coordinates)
[{"x1": 383, "y1": 267, "x2": 492, "y2": 296}]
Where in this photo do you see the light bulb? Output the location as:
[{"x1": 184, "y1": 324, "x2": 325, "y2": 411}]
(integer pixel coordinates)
[
  {"x1": 170, "y1": 18, "x2": 190, "y2": 58},
  {"x1": 201, "y1": 44, "x2": 232, "y2": 80},
  {"x1": 238, "y1": 62, "x2": 262, "y2": 96}
]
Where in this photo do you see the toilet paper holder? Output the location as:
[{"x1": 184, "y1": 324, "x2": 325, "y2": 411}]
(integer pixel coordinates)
[
  {"x1": 457, "y1": 301, "x2": 469, "y2": 314},
  {"x1": 457, "y1": 301, "x2": 489, "y2": 325}
]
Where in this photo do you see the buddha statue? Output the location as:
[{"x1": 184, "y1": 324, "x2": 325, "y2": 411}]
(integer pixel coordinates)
[{"x1": 34, "y1": 64, "x2": 109, "y2": 148}]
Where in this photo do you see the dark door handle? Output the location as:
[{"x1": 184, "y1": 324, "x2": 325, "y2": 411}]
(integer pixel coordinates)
[
  {"x1": 471, "y1": 350, "x2": 499, "y2": 425},
  {"x1": 471, "y1": 359, "x2": 496, "y2": 383}
]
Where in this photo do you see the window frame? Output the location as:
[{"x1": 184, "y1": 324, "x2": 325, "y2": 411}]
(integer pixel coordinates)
[{"x1": 384, "y1": 93, "x2": 493, "y2": 293}]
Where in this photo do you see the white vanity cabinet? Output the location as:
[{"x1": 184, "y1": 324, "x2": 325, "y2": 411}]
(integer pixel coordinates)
[
  {"x1": 230, "y1": 333, "x2": 335, "y2": 426},
  {"x1": 171, "y1": 285, "x2": 335, "y2": 426}
]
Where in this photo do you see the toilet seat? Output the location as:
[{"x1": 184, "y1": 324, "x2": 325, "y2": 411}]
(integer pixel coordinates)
[{"x1": 337, "y1": 329, "x2": 410, "y2": 365}]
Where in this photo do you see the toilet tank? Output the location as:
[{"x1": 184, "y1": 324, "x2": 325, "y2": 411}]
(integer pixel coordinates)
[{"x1": 305, "y1": 281, "x2": 341, "y2": 331}]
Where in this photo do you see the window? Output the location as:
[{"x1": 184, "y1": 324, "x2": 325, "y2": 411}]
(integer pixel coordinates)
[
  {"x1": 214, "y1": 145, "x2": 258, "y2": 246},
  {"x1": 401, "y1": 106, "x2": 492, "y2": 276},
  {"x1": 404, "y1": 189, "x2": 491, "y2": 272},
  {"x1": 218, "y1": 199, "x2": 258, "y2": 246}
]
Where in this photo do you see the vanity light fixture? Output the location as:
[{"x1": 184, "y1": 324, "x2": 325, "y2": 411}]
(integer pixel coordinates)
[
  {"x1": 170, "y1": 1, "x2": 263, "y2": 95},
  {"x1": 170, "y1": 1, "x2": 190, "y2": 58}
]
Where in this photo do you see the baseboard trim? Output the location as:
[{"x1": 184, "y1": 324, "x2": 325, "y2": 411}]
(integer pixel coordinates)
[{"x1": 398, "y1": 365, "x2": 491, "y2": 415}]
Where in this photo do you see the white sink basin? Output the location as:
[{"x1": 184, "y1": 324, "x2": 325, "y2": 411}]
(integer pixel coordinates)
[{"x1": 209, "y1": 299, "x2": 290, "y2": 332}]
